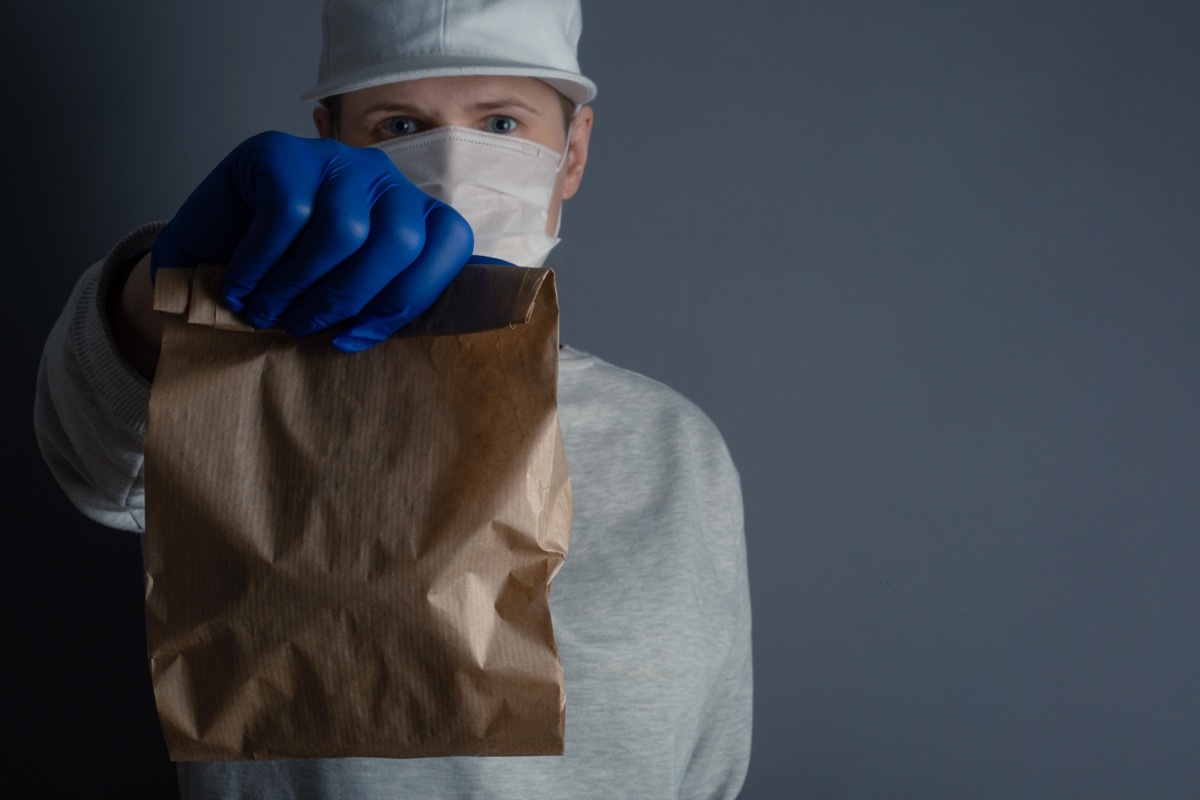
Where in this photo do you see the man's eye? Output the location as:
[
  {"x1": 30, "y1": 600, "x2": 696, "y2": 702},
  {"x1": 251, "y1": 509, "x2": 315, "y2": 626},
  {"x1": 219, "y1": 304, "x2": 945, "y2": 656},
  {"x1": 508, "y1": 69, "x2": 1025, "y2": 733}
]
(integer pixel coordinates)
[
  {"x1": 383, "y1": 117, "x2": 421, "y2": 136},
  {"x1": 485, "y1": 116, "x2": 519, "y2": 134}
]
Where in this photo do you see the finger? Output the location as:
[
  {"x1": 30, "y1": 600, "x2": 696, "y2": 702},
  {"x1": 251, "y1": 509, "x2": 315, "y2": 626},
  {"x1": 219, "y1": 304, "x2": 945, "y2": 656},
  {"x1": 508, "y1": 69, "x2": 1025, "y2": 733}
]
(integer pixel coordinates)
[
  {"x1": 239, "y1": 165, "x2": 377, "y2": 330},
  {"x1": 221, "y1": 134, "x2": 331, "y2": 315},
  {"x1": 150, "y1": 146, "x2": 256, "y2": 277},
  {"x1": 218, "y1": 158, "x2": 316, "y2": 314},
  {"x1": 278, "y1": 182, "x2": 434, "y2": 336},
  {"x1": 331, "y1": 202, "x2": 473, "y2": 352}
]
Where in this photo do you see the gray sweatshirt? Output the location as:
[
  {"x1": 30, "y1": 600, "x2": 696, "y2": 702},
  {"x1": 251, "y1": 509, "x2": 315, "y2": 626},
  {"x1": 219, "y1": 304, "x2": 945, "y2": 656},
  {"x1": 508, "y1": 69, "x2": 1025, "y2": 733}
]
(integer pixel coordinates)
[{"x1": 35, "y1": 224, "x2": 753, "y2": 799}]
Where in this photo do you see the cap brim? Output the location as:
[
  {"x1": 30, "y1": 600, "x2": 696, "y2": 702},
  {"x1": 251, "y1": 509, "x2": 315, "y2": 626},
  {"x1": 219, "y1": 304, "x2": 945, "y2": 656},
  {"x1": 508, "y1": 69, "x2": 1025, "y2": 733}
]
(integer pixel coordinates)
[{"x1": 301, "y1": 57, "x2": 597, "y2": 104}]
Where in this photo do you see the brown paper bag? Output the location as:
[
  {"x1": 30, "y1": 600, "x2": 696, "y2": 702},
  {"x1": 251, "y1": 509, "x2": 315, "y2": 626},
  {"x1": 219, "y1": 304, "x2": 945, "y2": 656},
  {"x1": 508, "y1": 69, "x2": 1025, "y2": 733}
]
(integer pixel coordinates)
[{"x1": 144, "y1": 263, "x2": 572, "y2": 761}]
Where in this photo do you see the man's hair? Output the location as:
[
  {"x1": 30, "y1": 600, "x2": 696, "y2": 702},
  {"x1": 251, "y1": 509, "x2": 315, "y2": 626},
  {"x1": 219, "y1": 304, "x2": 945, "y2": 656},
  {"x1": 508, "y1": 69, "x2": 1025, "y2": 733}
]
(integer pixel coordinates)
[{"x1": 321, "y1": 90, "x2": 577, "y2": 136}]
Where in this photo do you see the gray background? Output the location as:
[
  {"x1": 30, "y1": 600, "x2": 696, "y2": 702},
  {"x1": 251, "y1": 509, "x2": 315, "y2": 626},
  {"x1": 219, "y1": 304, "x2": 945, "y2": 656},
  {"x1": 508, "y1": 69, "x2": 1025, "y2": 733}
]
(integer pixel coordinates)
[{"x1": 4, "y1": 1, "x2": 1197, "y2": 797}]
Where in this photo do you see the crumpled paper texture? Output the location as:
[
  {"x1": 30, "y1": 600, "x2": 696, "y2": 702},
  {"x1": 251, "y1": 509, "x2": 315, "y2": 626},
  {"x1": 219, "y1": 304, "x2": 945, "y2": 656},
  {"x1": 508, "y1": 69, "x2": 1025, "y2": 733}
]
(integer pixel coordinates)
[{"x1": 144, "y1": 263, "x2": 572, "y2": 761}]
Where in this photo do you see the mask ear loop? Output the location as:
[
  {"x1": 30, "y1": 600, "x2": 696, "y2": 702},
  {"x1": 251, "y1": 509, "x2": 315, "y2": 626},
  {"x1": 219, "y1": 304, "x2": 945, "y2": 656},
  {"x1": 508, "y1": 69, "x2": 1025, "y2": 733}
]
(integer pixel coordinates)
[
  {"x1": 555, "y1": 103, "x2": 582, "y2": 172},
  {"x1": 548, "y1": 102, "x2": 583, "y2": 238}
]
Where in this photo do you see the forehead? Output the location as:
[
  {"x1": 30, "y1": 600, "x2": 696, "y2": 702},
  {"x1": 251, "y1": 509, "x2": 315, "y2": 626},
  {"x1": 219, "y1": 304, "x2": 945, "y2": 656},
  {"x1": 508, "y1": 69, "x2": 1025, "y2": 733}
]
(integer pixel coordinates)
[{"x1": 340, "y1": 75, "x2": 562, "y2": 114}]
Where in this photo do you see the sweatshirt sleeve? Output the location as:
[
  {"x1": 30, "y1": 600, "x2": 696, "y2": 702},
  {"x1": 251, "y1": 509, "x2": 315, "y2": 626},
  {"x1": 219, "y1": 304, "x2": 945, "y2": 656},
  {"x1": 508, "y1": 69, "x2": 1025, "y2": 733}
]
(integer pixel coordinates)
[
  {"x1": 679, "y1": 435, "x2": 754, "y2": 799},
  {"x1": 33, "y1": 223, "x2": 165, "y2": 533}
]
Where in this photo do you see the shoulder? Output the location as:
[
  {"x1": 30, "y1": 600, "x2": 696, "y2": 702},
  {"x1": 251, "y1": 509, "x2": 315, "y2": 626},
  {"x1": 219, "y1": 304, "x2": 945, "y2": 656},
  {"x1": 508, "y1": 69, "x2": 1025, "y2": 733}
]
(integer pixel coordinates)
[
  {"x1": 559, "y1": 344, "x2": 722, "y2": 426},
  {"x1": 556, "y1": 346, "x2": 745, "y2": 583},
  {"x1": 557, "y1": 345, "x2": 738, "y2": 478}
]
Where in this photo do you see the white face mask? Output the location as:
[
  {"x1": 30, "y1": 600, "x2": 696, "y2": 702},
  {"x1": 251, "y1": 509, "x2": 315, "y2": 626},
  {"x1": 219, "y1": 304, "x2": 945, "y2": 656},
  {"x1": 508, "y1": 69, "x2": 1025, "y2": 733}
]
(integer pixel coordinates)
[{"x1": 375, "y1": 126, "x2": 567, "y2": 268}]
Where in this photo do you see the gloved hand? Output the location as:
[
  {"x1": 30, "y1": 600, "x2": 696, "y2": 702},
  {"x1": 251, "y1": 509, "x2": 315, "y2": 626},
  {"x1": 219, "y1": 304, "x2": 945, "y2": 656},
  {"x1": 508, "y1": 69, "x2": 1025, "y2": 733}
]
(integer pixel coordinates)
[{"x1": 151, "y1": 130, "x2": 473, "y2": 352}]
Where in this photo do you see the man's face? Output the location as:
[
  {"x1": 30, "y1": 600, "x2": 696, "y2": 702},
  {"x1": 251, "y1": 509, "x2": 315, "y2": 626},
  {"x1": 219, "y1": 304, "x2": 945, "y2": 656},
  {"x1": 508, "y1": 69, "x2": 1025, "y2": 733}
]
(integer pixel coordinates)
[{"x1": 314, "y1": 75, "x2": 594, "y2": 235}]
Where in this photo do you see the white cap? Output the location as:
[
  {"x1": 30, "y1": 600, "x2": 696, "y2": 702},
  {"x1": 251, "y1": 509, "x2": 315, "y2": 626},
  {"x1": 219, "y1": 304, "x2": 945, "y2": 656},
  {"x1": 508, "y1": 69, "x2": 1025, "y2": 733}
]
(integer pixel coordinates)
[{"x1": 301, "y1": 0, "x2": 597, "y2": 104}]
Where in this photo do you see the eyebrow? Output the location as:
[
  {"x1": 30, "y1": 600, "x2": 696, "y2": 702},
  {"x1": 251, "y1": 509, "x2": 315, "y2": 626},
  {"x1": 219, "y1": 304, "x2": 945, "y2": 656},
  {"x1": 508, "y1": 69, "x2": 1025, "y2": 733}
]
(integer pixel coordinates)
[
  {"x1": 359, "y1": 98, "x2": 544, "y2": 118},
  {"x1": 472, "y1": 98, "x2": 544, "y2": 116},
  {"x1": 359, "y1": 102, "x2": 423, "y2": 118}
]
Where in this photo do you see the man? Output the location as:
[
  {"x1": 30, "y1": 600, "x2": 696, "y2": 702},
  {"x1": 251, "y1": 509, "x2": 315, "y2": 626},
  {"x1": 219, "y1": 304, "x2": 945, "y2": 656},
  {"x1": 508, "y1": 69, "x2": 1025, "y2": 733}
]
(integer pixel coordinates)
[{"x1": 35, "y1": 1, "x2": 752, "y2": 797}]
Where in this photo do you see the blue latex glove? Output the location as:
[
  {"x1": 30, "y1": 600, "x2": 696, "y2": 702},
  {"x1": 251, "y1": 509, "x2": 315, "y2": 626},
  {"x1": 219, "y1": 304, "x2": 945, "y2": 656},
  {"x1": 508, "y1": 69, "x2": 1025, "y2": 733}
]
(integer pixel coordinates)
[{"x1": 151, "y1": 131, "x2": 474, "y2": 352}]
